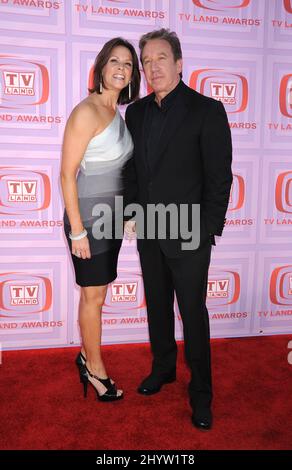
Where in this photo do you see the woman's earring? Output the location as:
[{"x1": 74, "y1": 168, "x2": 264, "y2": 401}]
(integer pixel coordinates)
[
  {"x1": 128, "y1": 81, "x2": 131, "y2": 100},
  {"x1": 99, "y1": 79, "x2": 103, "y2": 94}
]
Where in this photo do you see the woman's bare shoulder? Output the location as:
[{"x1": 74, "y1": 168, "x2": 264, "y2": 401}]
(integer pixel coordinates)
[
  {"x1": 67, "y1": 98, "x2": 99, "y2": 133},
  {"x1": 71, "y1": 99, "x2": 98, "y2": 120}
]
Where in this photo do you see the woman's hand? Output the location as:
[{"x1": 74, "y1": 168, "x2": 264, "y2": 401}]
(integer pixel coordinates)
[
  {"x1": 124, "y1": 220, "x2": 136, "y2": 242},
  {"x1": 72, "y1": 236, "x2": 91, "y2": 259}
]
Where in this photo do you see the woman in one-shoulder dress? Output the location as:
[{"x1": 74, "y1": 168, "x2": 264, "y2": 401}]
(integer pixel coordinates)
[{"x1": 61, "y1": 38, "x2": 140, "y2": 402}]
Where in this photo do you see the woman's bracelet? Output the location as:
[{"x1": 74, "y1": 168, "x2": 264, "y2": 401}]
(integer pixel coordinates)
[{"x1": 69, "y1": 228, "x2": 88, "y2": 240}]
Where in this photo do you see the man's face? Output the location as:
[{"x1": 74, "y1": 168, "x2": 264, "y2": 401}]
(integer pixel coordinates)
[{"x1": 141, "y1": 39, "x2": 182, "y2": 95}]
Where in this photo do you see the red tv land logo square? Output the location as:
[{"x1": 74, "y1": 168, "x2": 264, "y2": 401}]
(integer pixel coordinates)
[
  {"x1": 0, "y1": 272, "x2": 52, "y2": 318},
  {"x1": 110, "y1": 282, "x2": 138, "y2": 302},
  {"x1": 279, "y1": 74, "x2": 292, "y2": 118},
  {"x1": 275, "y1": 170, "x2": 292, "y2": 214},
  {"x1": 208, "y1": 279, "x2": 229, "y2": 298},
  {"x1": 207, "y1": 269, "x2": 240, "y2": 309},
  {"x1": 0, "y1": 167, "x2": 51, "y2": 215},
  {"x1": 270, "y1": 265, "x2": 292, "y2": 306},
  {"x1": 4, "y1": 70, "x2": 35, "y2": 96},
  {"x1": 7, "y1": 180, "x2": 37, "y2": 202},
  {"x1": 10, "y1": 284, "x2": 39, "y2": 306},
  {"x1": 284, "y1": 0, "x2": 292, "y2": 14},
  {"x1": 211, "y1": 82, "x2": 236, "y2": 105},
  {"x1": 103, "y1": 273, "x2": 146, "y2": 314},
  {"x1": 192, "y1": 0, "x2": 250, "y2": 10},
  {"x1": 228, "y1": 174, "x2": 245, "y2": 211},
  {"x1": 189, "y1": 69, "x2": 248, "y2": 113},
  {"x1": 0, "y1": 56, "x2": 49, "y2": 110}
]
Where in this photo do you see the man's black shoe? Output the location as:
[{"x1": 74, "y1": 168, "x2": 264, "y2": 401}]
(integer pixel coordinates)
[
  {"x1": 137, "y1": 372, "x2": 176, "y2": 395},
  {"x1": 191, "y1": 408, "x2": 213, "y2": 430}
]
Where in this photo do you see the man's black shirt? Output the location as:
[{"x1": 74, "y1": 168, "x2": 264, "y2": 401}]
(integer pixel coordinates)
[{"x1": 145, "y1": 80, "x2": 183, "y2": 173}]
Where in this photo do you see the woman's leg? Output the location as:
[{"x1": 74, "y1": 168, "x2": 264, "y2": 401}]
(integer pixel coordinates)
[
  {"x1": 78, "y1": 285, "x2": 122, "y2": 397},
  {"x1": 78, "y1": 285, "x2": 108, "y2": 378},
  {"x1": 79, "y1": 285, "x2": 122, "y2": 395}
]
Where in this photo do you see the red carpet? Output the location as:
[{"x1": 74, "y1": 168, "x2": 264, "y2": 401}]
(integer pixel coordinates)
[{"x1": 1, "y1": 335, "x2": 292, "y2": 450}]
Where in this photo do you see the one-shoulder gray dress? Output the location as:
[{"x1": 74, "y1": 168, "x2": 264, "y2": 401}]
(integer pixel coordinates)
[{"x1": 63, "y1": 108, "x2": 133, "y2": 287}]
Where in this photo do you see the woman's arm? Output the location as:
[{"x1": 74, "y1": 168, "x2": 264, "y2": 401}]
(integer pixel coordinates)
[{"x1": 60, "y1": 103, "x2": 97, "y2": 258}]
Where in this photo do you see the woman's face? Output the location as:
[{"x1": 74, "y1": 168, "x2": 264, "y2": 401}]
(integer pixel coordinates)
[{"x1": 102, "y1": 45, "x2": 133, "y2": 93}]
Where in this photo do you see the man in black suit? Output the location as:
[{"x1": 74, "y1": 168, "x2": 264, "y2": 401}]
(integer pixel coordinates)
[{"x1": 124, "y1": 29, "x2": 232, "y2": 430}]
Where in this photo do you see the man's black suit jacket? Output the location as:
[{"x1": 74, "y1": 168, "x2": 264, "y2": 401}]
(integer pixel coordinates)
[{"x1": 123, "y1": 81, "x2": 233, "y2": 258}]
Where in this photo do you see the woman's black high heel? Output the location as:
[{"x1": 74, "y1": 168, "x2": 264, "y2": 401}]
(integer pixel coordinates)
[
  {"x1": 75, "y1": 351, "x2": 86, "y2": 383},
  {"x1": 82, "y1": 364, "x2": 123, "y2": 402}
]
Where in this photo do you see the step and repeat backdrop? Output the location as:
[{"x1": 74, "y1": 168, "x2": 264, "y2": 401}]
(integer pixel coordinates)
[{"x1": 0, "y1": 0, "x2": 291, "y2": 350}]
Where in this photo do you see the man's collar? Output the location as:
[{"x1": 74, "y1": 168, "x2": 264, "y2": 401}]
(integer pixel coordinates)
[{"x1": 152, "y1": 79, "x2": 183, "y2": 112}]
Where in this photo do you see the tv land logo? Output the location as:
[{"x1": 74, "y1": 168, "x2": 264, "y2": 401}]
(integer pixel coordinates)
[
  {"x1": 3, "y1": 70, "x2": 35, "y2": 96},
  {"x1": 275, "y1": 171, "x2": 292, "y2": 214},
  {"x1": 102, "y1": 275, "x2": 147, "y2": 313},
  {"x1": 0, "y1": 273, "x2": 52, "y2": 317},
  {"x1": 279, "y1": 74, "x2": 292, "y2": 118},
  {"x1": 189, "y1": 69, "x2": 248, "y2": 113},
  {"x1": 208, "y1": 279, "x2": 229, "y2": 298},
  {"x1": 7, "y1": 180, "x2": 37, "y2": 203},
  {"x1": 207, "y1": 270, "x2": 240, "y2": 307},
  {"x1": 0, "y1": 167, "x2": 51, "y2": 215},
  {"x1": 0, "y1": 56, "x2": 49, "y2": 110},
  {"x1": 210, "y1": 82, "x2": 236, "y2": 105},
  {"x1": 10, "y1": 284, "x2": 38, "y2": 306},
  {"x1": 284, "y1": 0, "x2": 292, "y2": 14},
  {"x1": 192, "y1": 0, "x2": 250, "y2": 11},
  {"x1": 270, "y1": 265, "x2": 292, "y2": 306},
  {"x1": 111, "y1": 282, "x2": 137, "y2": 302},
  {"x1": 228, "y1": 174, "x2": 245, "y2": 211}
]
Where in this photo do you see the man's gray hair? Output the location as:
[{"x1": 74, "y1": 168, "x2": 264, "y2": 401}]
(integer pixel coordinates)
[{"x1": 139, "y1": 28, "x2": 183, "y2": 78}]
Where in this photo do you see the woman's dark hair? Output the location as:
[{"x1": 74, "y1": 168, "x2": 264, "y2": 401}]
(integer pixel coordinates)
[
  {"x1": 139, "y1": 28, "x2": 183, "y2": 79},
  {"x1": 88, "y1": 38, "x2": 140, "y2": 104}
]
